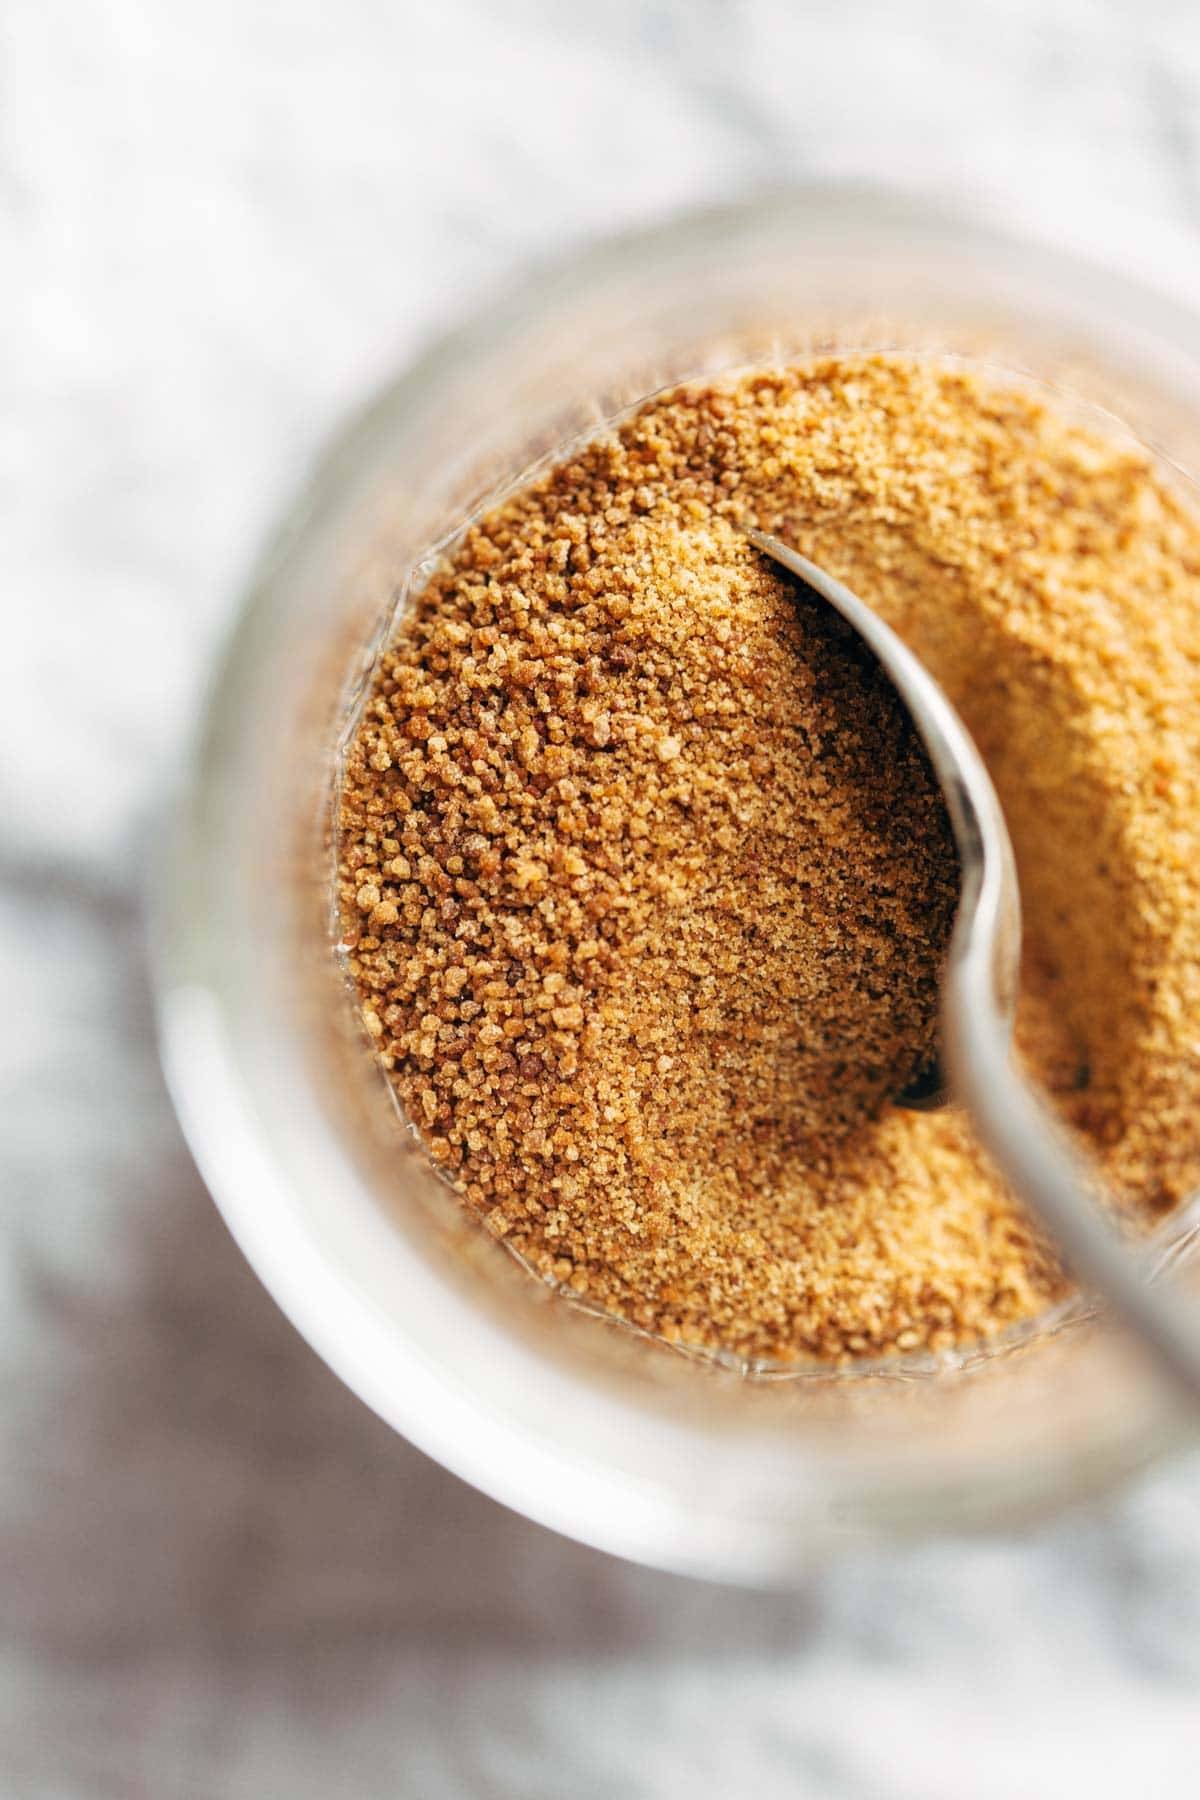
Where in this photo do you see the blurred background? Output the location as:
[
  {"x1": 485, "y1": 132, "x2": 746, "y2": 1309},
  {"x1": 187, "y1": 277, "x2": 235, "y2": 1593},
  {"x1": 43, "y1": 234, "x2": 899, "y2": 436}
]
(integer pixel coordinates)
[{"x1": 7, "y1": 1, "x2": 1200, "y2": 1794}]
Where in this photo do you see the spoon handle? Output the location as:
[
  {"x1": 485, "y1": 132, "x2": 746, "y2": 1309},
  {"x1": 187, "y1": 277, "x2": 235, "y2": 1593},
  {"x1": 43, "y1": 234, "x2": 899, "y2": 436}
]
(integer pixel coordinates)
[{"x1": 948, "y1": 957, "x2": 1200, "y2": 1409}]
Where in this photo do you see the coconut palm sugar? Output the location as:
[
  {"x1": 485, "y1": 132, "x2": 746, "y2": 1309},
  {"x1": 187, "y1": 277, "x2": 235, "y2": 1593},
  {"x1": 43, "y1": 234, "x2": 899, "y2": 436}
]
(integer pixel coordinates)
[{"x1": 337, "y1": 355, "x2": 1200, "y2": 1363}]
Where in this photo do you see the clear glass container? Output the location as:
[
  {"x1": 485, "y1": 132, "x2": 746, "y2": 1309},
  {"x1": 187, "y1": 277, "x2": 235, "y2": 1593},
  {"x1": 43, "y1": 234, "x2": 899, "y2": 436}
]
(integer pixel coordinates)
[{"x1": 156, "y1": 186, "x2": 1200, "y2": 1583}]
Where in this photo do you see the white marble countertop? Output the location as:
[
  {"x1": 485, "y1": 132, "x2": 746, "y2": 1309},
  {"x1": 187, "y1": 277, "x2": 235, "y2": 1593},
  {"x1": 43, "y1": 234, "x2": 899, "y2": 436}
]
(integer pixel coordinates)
[{"x1": 6, "y1": 1, "x2": 1200, "y2": 1793}]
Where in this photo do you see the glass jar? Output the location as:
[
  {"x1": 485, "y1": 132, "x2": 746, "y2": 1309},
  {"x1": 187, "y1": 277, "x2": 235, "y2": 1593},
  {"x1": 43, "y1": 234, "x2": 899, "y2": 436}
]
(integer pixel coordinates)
[{"x1": 156, "y1": 186, "x2": 1200, "y2": 1582}]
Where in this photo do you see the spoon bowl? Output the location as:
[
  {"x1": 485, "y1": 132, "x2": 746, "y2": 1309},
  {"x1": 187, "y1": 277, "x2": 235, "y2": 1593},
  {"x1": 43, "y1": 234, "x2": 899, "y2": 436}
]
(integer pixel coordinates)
[{"x1": 750, "y1": 529, "x2": 1200, "y2": 1405}]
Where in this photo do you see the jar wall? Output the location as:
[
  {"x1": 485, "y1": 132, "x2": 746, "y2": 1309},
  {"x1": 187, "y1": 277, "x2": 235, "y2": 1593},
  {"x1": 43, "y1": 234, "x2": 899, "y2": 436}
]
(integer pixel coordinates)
[{"x1": 158, "y1": 189, "x2": 1200, "y2": 1579}]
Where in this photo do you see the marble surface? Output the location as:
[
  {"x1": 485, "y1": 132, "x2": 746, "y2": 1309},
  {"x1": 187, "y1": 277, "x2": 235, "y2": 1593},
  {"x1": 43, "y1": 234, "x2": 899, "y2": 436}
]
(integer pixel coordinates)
[{"x1": 7, "y1": 1, "x2": 1200, "y2": 1793}]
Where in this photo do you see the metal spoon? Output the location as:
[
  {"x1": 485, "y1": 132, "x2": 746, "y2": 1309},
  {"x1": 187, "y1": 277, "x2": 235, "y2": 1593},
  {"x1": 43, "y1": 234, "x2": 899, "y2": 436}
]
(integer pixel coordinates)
[{"x1": 750, "y1": 530, "x2": 1200, "y2": 1404}]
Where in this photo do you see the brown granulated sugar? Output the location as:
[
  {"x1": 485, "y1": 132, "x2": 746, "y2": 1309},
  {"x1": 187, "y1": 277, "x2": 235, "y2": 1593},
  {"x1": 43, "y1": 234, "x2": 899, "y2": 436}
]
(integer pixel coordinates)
[{"x1": 337, "y1": 355, "x2": 1200, "y2": 1363}]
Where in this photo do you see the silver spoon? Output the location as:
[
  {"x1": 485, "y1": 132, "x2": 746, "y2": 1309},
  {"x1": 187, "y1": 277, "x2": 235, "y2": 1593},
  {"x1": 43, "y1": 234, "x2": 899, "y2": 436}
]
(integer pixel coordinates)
[{"x1": 750, "y1": 530, "x2": 1200, "y2": 1405}]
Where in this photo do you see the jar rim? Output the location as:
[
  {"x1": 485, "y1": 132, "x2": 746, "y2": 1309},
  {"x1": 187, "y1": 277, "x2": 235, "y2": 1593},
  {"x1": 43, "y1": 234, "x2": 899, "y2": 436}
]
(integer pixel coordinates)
[{"x1": 154, "y1": 181, "x2": 1200, "y2": 1581}]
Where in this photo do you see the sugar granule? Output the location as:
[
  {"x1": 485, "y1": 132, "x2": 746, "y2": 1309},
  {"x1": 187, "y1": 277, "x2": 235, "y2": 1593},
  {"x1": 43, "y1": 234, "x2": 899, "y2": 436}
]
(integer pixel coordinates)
[{"x1": 338, "y1": 356, "x2": 1200, "y2": 1362}]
